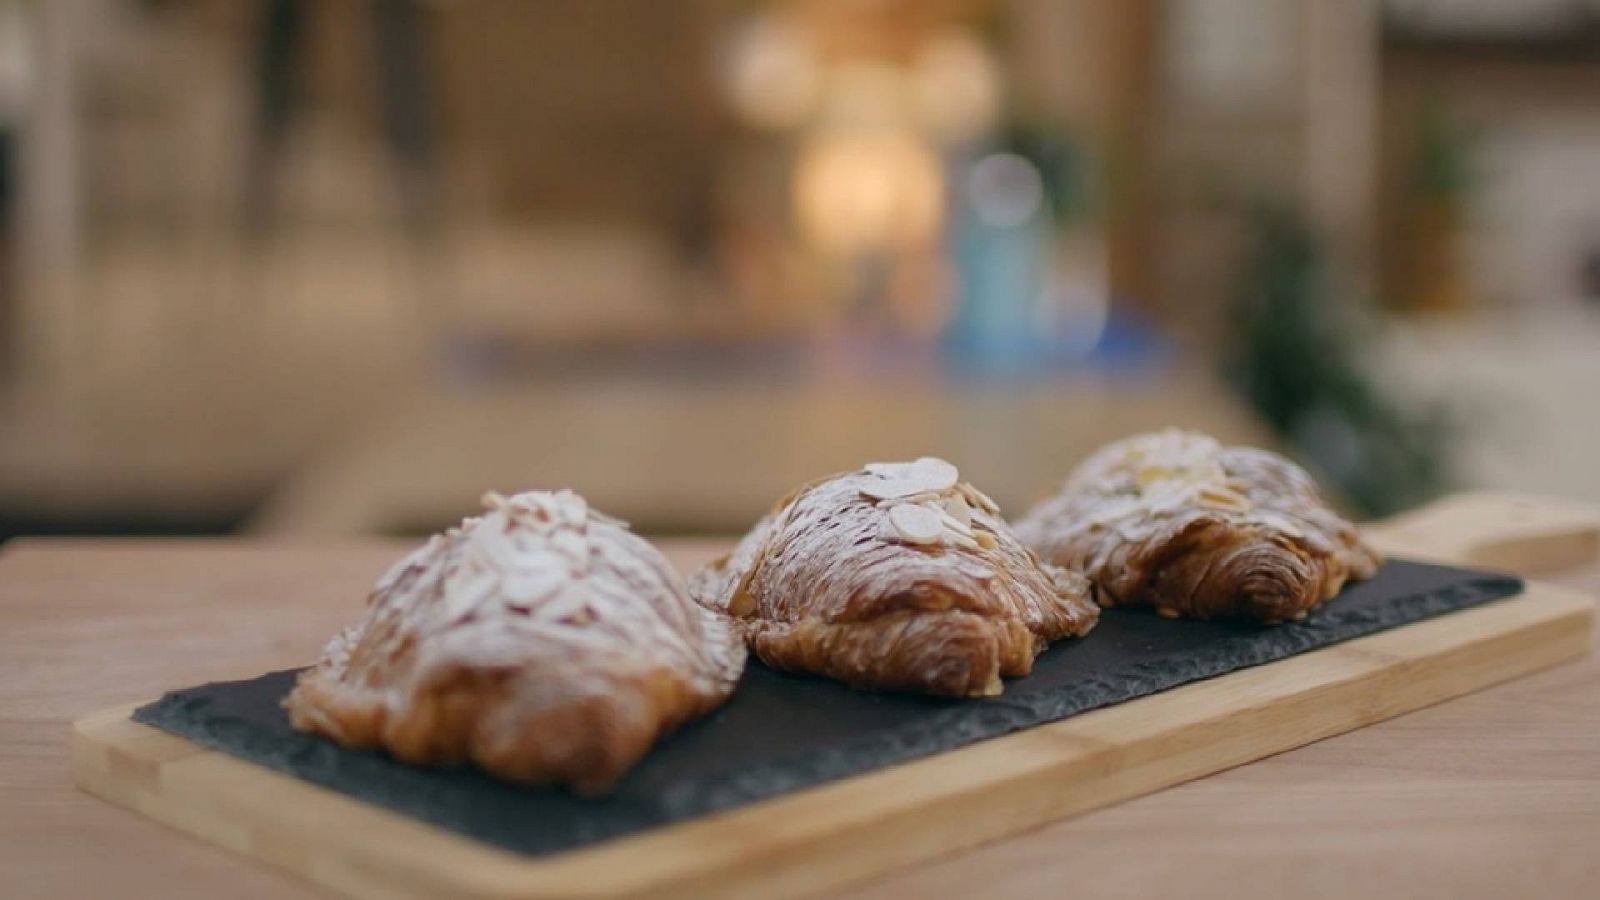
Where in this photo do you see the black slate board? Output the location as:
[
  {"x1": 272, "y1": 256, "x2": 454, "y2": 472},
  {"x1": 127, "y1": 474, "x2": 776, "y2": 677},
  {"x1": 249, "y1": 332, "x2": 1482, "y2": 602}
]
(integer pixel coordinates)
[{"x1": 135, "y1": 558, "x2": 1520, "y2": 858}]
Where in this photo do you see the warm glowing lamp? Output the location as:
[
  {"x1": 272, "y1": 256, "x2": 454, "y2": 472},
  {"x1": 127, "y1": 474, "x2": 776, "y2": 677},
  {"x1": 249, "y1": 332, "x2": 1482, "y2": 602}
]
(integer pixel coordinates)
[
  {"x1": 722, "y1": 14, "x2": 822, "y2": 131},
  {"x1": 912, "y1": 31, "x2": 1001, "y2": 142},
  {"x1": 792, "y1": 131, "x2": 945, "y2": 255}
]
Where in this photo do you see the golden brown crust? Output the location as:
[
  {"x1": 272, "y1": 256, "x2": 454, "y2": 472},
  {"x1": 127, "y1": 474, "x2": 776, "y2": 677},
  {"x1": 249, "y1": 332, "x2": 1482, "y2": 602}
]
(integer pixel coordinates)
[
  {"x1": 1014, "y1": 430, "x2": 1382, "y2": 623},
  {"x1": 690, "y1": 459, "x2": 1099, "y2": 697},
  {"x1": 283, "y1": 490, "x2": 745, "y2": 793}
]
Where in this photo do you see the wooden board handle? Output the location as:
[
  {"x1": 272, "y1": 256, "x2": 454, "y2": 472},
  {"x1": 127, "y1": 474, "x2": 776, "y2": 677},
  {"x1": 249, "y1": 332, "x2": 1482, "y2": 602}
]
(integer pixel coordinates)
[{"x1": 1364, "y1": 491, "x2": 1600, "y2": 574}]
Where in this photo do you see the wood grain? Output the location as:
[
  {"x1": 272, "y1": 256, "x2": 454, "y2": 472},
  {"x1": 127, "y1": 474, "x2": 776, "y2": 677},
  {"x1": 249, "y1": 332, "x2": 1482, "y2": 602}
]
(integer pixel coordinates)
[
  {"x1": 1365, "y1": 491, "x2": 1600, "y2": 572},
  {"x1": 72, "y1": 583, "x2": 1592, "y2": 900},
  {"x1": 1, "y1": 493, "x2": 1595, "y2": 899}
]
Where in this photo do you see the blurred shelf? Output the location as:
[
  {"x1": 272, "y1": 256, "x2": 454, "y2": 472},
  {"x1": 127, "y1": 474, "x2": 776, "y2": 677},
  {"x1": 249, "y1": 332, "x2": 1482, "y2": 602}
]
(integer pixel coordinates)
[{"x1": 1383, "y1": 18, "x2": 1600, "y2": 64}]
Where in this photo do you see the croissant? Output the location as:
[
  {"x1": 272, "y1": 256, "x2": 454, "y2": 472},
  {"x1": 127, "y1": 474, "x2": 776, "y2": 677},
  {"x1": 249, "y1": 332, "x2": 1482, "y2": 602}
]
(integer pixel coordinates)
[
  {"x1": 283, "y1": 490, "x2": 746, "y2": 792},
  {"x1": 1014, "y1": 430, "x2": 1381, "y2": 623},
  {"x1": 690, "y1": 458, "x2": 1098, "y2": 697}
]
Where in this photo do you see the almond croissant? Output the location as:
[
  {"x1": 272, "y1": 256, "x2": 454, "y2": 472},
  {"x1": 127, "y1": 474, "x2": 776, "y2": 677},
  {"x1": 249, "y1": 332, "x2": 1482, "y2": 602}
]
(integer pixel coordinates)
[
  {"x1": 284, "y1": 489, "x2": 745, "y2": 792},
  {"x1": 1014, "y1": 430, "x2": 1381, "y2": 623},
  {"x1": 690, "y1": 458, "x2": 1098, "y2": 697}
]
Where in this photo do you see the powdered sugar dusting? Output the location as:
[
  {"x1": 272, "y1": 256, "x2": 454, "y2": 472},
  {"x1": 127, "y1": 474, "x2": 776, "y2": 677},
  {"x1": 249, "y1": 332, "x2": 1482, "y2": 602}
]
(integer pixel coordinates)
[
  {"x1": 1014, "y1": 430, "x2": 1381, "y2": 620},
  {"x1": 689, "y1": 459, "x2": 1098, "y2": 696},
  {"x1": 364, "y1": 489, "x2": 737, "y2": 698},
  {"x1": 285, "y1": 489, "x2": 745, "y2": 788}
]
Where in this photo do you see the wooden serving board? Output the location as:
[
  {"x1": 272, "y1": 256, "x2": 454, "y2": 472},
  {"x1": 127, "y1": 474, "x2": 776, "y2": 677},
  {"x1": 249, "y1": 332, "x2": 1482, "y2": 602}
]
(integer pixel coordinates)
[{"x1": 73, "y1": 493, "x2": 1598, "y2": 900}]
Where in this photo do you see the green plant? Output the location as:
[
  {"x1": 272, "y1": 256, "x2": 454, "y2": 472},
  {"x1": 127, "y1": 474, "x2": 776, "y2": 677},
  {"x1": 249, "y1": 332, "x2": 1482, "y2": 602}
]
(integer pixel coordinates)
[{"x1": 1226, "y1": 203, "x2": 1455, "y2": 516}]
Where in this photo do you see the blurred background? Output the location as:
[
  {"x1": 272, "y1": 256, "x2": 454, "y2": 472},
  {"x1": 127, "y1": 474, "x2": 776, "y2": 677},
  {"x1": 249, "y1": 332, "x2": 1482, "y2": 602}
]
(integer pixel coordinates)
[{"x1": 0, "y1": 0, "x2": 1597, "y2": 542}]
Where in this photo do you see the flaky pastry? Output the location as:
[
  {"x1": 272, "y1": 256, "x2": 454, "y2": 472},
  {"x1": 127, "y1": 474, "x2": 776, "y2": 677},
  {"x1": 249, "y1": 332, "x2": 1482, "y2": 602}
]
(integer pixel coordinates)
[
  {"x1": 284, "y1": 490, "x2": 745, "y2": 792},
  {"x1": 691, "y1": 459, "x2": 1098, "y2": 697},
  {"x1": 1015, "y1": 430, "x2": 1381, "y2": 623}
]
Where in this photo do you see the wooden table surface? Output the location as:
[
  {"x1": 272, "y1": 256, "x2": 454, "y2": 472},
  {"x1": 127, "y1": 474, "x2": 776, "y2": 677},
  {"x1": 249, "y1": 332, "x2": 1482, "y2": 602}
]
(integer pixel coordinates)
[{"x1": 5, "y1": 537, "x2": 1598, "y2": 899}]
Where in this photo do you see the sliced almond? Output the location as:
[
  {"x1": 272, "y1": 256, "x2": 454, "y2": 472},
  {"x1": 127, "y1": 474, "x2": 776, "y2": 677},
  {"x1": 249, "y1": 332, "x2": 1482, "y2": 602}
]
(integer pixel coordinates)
[
  {"x1": 888, "y1": 503, "x2": 944, "y2": 545},
  {"x1": 534, "y1": 581, "x2": 592, "y2": 623},
  {"x1": 877, "y1": 490, "x2": 945, "y2": 507},
  {"x1": 1134, "y1": 465, "x2": 1171, "y2": 490},
  {"x1": 862, "y1": 456, "x2": 960, "y2": 499},
  {"x1": 1085, "y1": 494, "x2": 1142, "y2": 526},
  {"x1": 860, "y1": 478, "x2": 931, "y2": 501},
  {"x1": 468, "y1": 510, "x2": 520, "y2": 566},
  {"x1": 959, "y1": 483, "x2": 1001, "y2": 514},
  {"x1": 943, "y1": 493, "x2": 972, "y2": 528},
  {"x1": 908, "y1": 456, "x2": 959, "y2": 491},
  {"x1": 1197, "y1": 485, "x2": 1252, "y2": 513},
  {"x1": 1258, "y1": 511, "x2": 1306, "y2": 538},
  {"x1": 553, "y1": 490, "x2": 589, "y2": 527},
  {"x1": 440, "y1": 568, "x2": 498, "y2": 623},
  {"x1": 549, "y1": 529, "x2": 590, "y2": 571},
  {"x1": 938, "y1": 508, "x2": 975, "y2": 538},
  {"x1": 943, "y1": 530, "x2": 981, "y2": 552},
  {"x1": 972, "y1": 528, "x2": 998, "y2": 550},
  {"x1": 500, "y1": 560, "x2": 567, "y2": 604}
]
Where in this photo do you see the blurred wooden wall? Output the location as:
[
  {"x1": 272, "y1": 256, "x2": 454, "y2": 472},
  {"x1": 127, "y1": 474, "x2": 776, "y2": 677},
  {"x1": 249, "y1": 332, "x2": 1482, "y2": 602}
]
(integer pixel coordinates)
[{"x1": 433, "y1": 0, "x2": 725, "y2": 236}]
